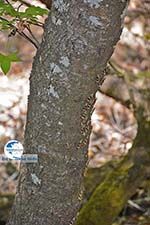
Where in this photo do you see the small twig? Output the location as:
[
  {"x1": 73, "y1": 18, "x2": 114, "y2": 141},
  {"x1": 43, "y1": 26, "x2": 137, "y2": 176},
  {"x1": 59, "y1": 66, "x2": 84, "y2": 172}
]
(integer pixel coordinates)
[
  {"x1": 18, "y1": 29, "x2": 39, "y2": 48},
  {"x1": 0, "y1": 16, "x2": 39, "y2": 49},
  {"x1": 1, "y1": 0, "x2": 41, "y2": 48},
  {"x1": 0, "y1": 16, "x2": 14, "y2": 25},
  {"x1": 29, "y1": 21, "x2": 44, "y2": 28},
  {"x1": 25, "y1": 25, "x2": 40, "y2": 47},
  {"x1": 17, "y1": 3, "x2": 24, "y2": 11},
  {"x1": 4, "y1": 0, "x2": 12, "y2": 7},
  {"x1": 109, "y1": 61, "x2": 124, "y2": 77},
  {"x1": 109, "y1": 60, "x2": 137, "y2": 110},
  {"x1": 14, "y1": 17, "x2": 44, "y2": 28},
  {"x1": 128, "y1": 200, "x2": 145, "y2": 212}
]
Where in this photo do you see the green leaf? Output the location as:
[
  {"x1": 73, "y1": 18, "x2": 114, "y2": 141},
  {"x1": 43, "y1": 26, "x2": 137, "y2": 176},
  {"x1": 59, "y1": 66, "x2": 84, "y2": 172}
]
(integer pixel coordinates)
[
  {"x1": 25, "y1": 6, "x2": 48, "y2": 16},
  {"x1": 1, "y1": 60, "x2": 11, "y2": 75},
  {"x1": 0, "y1": 2, "x2": 18, "y2": 17},
  {"x1": 8, "y1": 52, "x2": 20, "y2": 62},
  {"x1": 0, "y1": 52, "x2": 20, "y2": 75},
  {"x1": 0, "y1": 19, "x2": 11, "y2": 30},
  {"x1": 19, "y1": 6, "x2": 48, "y2": 19}
]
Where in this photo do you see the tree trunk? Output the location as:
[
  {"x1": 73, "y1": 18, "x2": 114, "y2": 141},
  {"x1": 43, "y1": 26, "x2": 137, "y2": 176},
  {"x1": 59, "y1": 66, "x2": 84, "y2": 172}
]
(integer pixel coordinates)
[{"x1": 7, "y1": 1, "x2": 127, "y2": 225}]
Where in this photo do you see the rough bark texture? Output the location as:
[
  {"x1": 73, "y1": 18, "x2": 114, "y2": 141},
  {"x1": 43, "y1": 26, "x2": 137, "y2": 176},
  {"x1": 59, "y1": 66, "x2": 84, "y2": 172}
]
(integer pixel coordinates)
[{"x1": 7, "y1": 1, "x2": 127, "y2": 225}]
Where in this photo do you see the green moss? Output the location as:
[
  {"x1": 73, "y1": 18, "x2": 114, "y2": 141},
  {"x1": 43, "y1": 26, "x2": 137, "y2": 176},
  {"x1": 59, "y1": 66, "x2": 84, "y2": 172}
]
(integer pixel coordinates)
[
  {"x1": 83, "y1": 160, "x2": 120, "y2": 200},
  {"x1": 76, "y1": 161, "x2": 133, "y2": 225},
  {"x1": 0, "y1": 194, "x2": 14, "y2": 221}
]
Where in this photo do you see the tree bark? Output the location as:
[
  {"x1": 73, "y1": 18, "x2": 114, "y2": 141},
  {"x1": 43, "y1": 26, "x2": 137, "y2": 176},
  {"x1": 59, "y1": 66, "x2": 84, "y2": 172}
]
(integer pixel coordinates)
[{"x1": 7, "y1": 1, "x2": 128, "y2": 225}]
